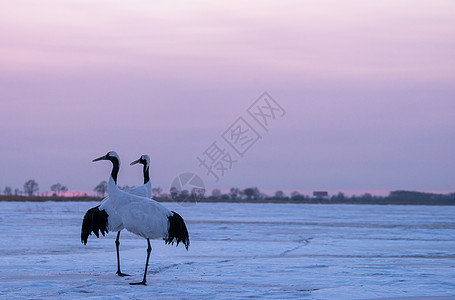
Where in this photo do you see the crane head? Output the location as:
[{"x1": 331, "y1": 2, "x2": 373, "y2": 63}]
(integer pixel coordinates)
[
  {"x1": 92, "y1": 151, "x2": 120, "y2": 164},
  {"x1": 130, "y1": 155, "x2": 150, "y2": 167}
]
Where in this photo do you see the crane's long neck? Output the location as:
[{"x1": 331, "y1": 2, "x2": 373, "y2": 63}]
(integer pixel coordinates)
[
  {"x1": 107, "y1": 157, "x2": 124, "y2": 212},
  {"x1": 143, "y1": 164, "x2": 150, "y2": 184},
  {"x1": 110, "y1": 157, "x2": 120, "y2": 184}
]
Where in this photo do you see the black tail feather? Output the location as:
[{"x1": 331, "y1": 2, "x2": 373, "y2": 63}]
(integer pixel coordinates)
[
  {"x1": 165, "y1": 211, "x2": 190, "y2": 250},
  {"x1": 81, "y1": 205, "x2": 109, "y2": 245}
]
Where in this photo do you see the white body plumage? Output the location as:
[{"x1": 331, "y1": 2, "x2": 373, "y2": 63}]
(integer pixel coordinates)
[
  {"x1": 99, "y1": 181, "x2": 152, "y2": 232},
  {"x1": 107, "y1": 177, "x2": 170, "y2": 239}
]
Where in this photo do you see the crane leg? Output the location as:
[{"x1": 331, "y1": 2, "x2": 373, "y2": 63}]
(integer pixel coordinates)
[
  {"x1": 115, "y1": 231, "x2": 130, "y2": 277},
  {"x1": 130, "y1": 239, "x2": 152, "y2": 286}
]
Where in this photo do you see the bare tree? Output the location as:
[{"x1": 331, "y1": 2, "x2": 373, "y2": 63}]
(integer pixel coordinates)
[
  {"x1": 179, "y1": 189, "x2": 190, "y2": 199},
  {"x1": 230, "y1": 187, "x2": 240, "y2": 200},
  {"x1": 291, "y1": 191, "x2": 300, "y2": 199},
  {"x1": 191, "y1": 187, "x2": 205, "y2": 200},
  {"x1": 51, "y1": 183, "x2": 68, "y2": 196},
  {"x1": 333, "y1": 192, "x2": 346, "y2": 202},
  {"x1": 170, "y1": 186, "x2": 178, "y2": 200},
  {"x1": 94, "y1": 181, "x2": 107, "y2": 197},
  {"x1": 14, "y1": 188, "x2": 21, "y2": 196},
  {"x1": 211, "y1": 189, "x2": 222, "y2": 199},
  {"x1": 243, "y1": 187, "x2": 260, "y2": 200},
  {"x1": 24, "y1": 180, "x2": 39, "y2": 197},
  {"x1": 60, "y1": 185, "x2": 68, "y2": 195},
  {"x1": 3, "y1": 186, "x2": 12, "y2": 196},
  {"x1": 274, "y1": 190, "x2": 285, "y2": 199},
  {"x1": 291, "y1": 191, "x2": 305, "y2": 201}
]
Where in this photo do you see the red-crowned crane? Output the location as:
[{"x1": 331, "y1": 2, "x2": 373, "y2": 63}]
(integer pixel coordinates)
[{"x1": 92, "y1": 151, "x2": 189, "y2": 285}]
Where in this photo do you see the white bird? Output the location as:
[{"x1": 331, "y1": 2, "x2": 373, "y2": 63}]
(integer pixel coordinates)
[
  {"x1": 92, "y1": 151, "x2": 189, "y2": 285},
  {"x1": 81, "y1": 155, "x2": 152, "y2": 277}
]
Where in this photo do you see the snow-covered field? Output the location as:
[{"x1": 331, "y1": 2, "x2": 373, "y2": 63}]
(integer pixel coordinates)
[{"x1": 0, "y1": 201, "x2": 454, "y2": 299}]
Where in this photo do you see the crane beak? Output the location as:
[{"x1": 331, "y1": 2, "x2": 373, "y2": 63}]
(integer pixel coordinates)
[
  {"x1": 92, "y1": 155, "x2": 107, "y2": 162},
  {"x1": 130, "y1": 158, "x2": 141, "y2": 166}
]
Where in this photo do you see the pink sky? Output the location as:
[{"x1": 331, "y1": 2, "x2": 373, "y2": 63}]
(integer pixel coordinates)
[{"x1": 1, "y1": 1, "x2": 454, "y2": 195}]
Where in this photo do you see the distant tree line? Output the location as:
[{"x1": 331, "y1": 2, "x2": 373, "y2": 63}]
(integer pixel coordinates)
[
  {"x1": 1, "y1": 179, "x2": 41, "y2": 197},
  {"x1": 1, "y1": 180, "x2": 69, "y2": 197},
  {"x1": 149, "y1": 187, "x2": 455, "y2": 205},
  {"x1": 1, "y1": 181, "x2": 454, "y2": 205}
]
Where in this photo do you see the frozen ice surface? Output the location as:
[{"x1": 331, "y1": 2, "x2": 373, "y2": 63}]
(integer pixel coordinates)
[{"x1": 0, "y1": 201, "x2": 454, "y2": 299}]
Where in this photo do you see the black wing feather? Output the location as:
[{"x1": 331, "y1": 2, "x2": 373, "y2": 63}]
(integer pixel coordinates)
[
  {"x1": 81, "y1": 205, "x2": 109, "y2": 245},
  {"x1": 164, "y1": 211, "x2": 190, "y2": 250}
]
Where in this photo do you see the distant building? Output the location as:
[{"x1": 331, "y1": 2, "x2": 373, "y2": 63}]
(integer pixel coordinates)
[{"x1": 313, "y1": 191, "x2": 328, "y2": 198}]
